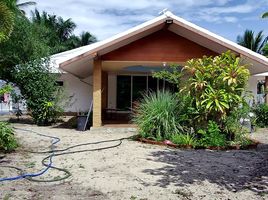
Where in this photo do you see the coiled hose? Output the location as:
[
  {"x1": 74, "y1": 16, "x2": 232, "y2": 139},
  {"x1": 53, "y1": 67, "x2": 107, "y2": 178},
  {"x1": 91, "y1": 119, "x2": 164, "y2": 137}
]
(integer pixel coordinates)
[{"x1": 0, "y1": 127, "x2": 132, "y2": 182}]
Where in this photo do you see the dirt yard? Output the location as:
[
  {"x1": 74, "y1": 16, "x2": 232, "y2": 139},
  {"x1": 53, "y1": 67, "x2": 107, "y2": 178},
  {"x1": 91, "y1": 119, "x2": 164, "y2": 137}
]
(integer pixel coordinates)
[{"x1": 0, "y1": 123, "x2": 268, "y2": 200}]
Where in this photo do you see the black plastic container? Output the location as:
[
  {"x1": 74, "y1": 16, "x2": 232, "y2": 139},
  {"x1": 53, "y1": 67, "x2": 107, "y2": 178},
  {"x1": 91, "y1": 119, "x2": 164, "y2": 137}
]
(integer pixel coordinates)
[{"x1": 77, "y1": 115, "x2": 87, "y2": 131}]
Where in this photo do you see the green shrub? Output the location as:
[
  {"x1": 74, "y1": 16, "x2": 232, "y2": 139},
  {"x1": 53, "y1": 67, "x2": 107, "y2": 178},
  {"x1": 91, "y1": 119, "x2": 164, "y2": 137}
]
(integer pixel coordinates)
[
  {"x1": 223, "y1": 104, "x2": 249, "y2": 134},
  {"x1": 198, "y1": 121, "x2": 226, "y2": 147},
  {"x1": 154, "y1": 51, "x2": 250, "y2": 132},
  {"x1": 230, "y1": 130, "x2": 253, "y2": 147},
  {"x1": 132, "y1": 91, "x2": 187, "y2": 141},
  {"x1": 0, "y1": 122, "x2": 18, "y2": 152},
  {"x1": 252, "y1": 104, "x2": 268, "y2": 127},
  {"x1": 14, "y1": 59, "x2": 65, "y2": 125},
  {"x1": 170, "y1": 133, "x2": 198, "y2": 147}
]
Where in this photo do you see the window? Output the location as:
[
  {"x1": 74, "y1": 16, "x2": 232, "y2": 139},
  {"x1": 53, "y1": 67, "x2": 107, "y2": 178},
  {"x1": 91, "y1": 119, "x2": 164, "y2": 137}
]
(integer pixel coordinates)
[
  {"x1": 116, "y1": 75, "x2": 176, "y2": 110},
  {"x1": 117, "y1": 76, "x2": 131, "y2": 110},
  {"x1": 55, "y1": 81, "x2": 64, "y2": 86}
]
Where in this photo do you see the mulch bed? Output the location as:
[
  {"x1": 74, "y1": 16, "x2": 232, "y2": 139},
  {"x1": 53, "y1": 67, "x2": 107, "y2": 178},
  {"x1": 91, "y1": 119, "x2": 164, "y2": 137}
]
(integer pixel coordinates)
[{"x1": 137, "y1": 137, "x2": 260, "y2": 150}]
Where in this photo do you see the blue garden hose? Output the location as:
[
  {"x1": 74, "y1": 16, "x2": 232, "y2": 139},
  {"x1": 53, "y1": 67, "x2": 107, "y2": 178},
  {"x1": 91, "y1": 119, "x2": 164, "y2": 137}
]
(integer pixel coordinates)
[
  {"x1": 0, "y1": 128, "x2": 60, "y2": 182},
  {"x1": 0, "y1": 127, "x2": 133, "y2": 182}
]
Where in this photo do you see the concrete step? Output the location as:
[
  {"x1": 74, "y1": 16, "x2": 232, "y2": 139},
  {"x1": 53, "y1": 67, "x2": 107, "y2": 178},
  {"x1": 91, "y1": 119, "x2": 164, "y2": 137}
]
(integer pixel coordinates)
[{"x1": 89, "y1": 127, "x2": 137, "y2": 134}]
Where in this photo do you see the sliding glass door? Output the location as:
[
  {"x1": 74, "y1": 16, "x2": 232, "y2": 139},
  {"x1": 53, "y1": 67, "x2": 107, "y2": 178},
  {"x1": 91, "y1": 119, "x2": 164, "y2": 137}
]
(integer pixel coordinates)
[
  {"x1": 116, "y1": 75, "x2": 175, "y2": 110},
  {"x1": 117, "y1": 76, "x2": 131, "y2": 110},
  {"x1": 132, "y1": 76, "x2": 147, "y2": 105}
]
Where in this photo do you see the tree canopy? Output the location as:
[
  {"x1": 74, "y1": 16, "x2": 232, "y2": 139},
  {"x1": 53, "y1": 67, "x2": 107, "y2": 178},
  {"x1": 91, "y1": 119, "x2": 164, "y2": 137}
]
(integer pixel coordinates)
[{"x1": 0, "y1": 2, "x2": 97, "y2": 125}]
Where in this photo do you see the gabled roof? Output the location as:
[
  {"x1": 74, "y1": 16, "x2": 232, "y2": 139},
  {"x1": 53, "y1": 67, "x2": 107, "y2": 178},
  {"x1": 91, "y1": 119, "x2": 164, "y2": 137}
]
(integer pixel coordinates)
[{"x1": 51, "y1": 11, "x2": 268, "y2": 77}]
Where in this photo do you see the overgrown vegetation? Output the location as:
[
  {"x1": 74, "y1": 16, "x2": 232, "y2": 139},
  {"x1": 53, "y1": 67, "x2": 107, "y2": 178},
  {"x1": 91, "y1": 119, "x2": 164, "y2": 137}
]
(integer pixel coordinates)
[
  {"x1": 252, "y1": 104, "x2": 268, "y2": 127},
  {"x1": 133, "y1": 51, "x2": 253, "y2": 148},
  {"x1": 132, "y1": 91, "x2": 186, "y2": 141},
  {"x1": 14, "y1": 59, "x2": 64, "y2": 125},
  {"x1": 0, "y1": 1, "x2": 97, "y2": 126},
  {"x1": 0, "y1": 122, "x2": 17, "y2": 152}
]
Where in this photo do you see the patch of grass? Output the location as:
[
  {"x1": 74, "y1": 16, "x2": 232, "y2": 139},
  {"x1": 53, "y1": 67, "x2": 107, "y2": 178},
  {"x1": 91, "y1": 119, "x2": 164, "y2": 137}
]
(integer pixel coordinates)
[
  {"x1": 3, "y1": 194, "x2": 11, "y2": 200},
  {"x1": 78, "y1": 164, "x2": 85, "y2": 169},
  {"x1": 173, "y1": 188, "x2": 193, "y2": 199},
  {"x1": 25, "y1": 161, "x2": 36, "y2": 168},
  {"x1": 170, "y1": 133, "x2": 198, "y2": 147},
  {"x1": 0, "y1": 122, "x2": 18, "y2": 152},
  {"x1": 130, "y1": 195, "x2": 137, "y2": 200}
]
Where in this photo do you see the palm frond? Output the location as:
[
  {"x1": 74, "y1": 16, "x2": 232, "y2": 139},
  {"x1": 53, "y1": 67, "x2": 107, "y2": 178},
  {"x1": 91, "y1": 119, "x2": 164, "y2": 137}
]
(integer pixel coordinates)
[
  {"x1": 261, "y1": 12, "x2": 268, "y2": 18},
  {"x1": 17, "y1": 1, "x2": 36, "y2": 8}
]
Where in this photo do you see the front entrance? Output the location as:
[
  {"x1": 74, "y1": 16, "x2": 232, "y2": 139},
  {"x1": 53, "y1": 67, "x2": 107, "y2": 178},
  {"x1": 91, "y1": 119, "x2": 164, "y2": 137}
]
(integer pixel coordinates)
[{"x1": 116, "y1": 75, "x2": 176, "y2": 110}]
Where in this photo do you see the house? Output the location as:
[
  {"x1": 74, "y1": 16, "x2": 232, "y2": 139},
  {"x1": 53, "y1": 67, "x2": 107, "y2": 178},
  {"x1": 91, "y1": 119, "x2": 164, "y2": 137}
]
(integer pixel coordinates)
[{"x1": 50, "y1": 11, "x2": 268, "y2": 127}]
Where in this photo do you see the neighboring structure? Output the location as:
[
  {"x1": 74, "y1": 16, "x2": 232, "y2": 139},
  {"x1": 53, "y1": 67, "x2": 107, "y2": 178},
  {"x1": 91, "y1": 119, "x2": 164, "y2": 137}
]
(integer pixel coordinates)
[
  {"x1": 0, "y1": 80, "x2": 26, "y2": 115},
  {"x1": 49, "y1": 11, "x2": 268, "y2": 127}
]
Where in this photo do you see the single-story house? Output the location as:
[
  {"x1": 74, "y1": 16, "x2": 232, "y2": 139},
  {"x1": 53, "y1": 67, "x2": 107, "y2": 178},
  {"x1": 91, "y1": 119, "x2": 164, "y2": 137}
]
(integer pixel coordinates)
[{"x1": 50, "y1": 11, "x2": 268, "y2": 127}]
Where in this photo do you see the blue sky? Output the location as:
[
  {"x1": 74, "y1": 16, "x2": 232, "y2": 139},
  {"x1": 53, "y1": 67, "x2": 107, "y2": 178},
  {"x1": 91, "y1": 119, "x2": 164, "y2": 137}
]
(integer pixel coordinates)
[{"x1": 24, "y1": 0, "x2": 268, "y2": 42}]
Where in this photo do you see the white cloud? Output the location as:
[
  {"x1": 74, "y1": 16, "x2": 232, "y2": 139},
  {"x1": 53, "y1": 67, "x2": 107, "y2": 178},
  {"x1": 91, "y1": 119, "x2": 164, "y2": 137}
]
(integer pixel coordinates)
[{"x1": 21, "y1": 0, "x2": 267, "y2": 40}]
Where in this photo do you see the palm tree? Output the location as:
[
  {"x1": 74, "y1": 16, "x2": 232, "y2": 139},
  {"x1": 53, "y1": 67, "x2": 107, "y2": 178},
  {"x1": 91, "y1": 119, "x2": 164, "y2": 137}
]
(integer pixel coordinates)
[
  {"x1": 56, "y1": 17, "x2": 76, "y2": 42},
  {"x1": 237, "y1": 30, "x2": 267, "y2": 53},
  {"x1": 0, "y1": 0, "x2": 36, "y2": 42},
  {"x1": 4, "y1": 0, "x2": 36, "y2": 14},
  {"x1": 31, "y1": 9, "x2": 76, "y2": 42},
  {"x1": 79, "y1": 31, "x2": 97, "y2": 46},
  {"x1": 261, "y1": 12, "x2": 268, "y2": 18},
  {"x1": 0, "y1": 1, "x2": 15, "y2": 42}
]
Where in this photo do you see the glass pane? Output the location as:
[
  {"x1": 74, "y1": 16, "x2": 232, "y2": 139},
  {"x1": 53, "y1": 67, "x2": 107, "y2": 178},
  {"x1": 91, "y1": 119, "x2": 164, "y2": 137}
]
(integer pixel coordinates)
[
  {"x1": 132, "y1": 76, "x2": 147, "y2": 105},
  {"x1": 117, "y1": 76, "x2": 131, "y2": 110},
  {"x1": 159, "y1": 79, "x2": 164, "y2": 91},
  {"x1": 148, "y1": 76, "x2": 157, "y2": 93}
]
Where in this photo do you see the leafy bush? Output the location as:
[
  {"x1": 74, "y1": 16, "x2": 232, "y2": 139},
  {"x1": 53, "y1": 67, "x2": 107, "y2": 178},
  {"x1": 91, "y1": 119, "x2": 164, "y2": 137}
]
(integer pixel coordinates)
[
  {"x1": 252, "y1": 104, "x2": 268, "y2": 127},
  {"x1": 132, "y1": 91, "x2": 187, "y2": 141},
  {"x1": 154, "y1": 51, "x2": 250, "y2": 137},
  {"x1": 230, "y1": 131, "x2": 253, "y2": 147},
  {"x1": 14, "y1": 58, "x2": 64, "y2": 125},
  {"x1": 0, "y1": 122, "x2": 17, "y2": 152},
  {"x1": 198, "y1": 121, "x2": 226, "y2": 147},
  {"x1": 223, "y1": 104, "x2": 254, "y2": 140},
  {"x1": 170, "y1": 133, "x2": 198, "y2": 147}
]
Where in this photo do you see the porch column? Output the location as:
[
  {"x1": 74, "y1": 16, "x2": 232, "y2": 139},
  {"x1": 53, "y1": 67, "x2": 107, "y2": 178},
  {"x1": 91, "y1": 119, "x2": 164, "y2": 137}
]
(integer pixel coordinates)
[
  {"x1": 265, "y1": 76, "x2": 268, "y2": 104},
  {"x1": 93, "y1": 59, "x2": 102, "y2": 127}
]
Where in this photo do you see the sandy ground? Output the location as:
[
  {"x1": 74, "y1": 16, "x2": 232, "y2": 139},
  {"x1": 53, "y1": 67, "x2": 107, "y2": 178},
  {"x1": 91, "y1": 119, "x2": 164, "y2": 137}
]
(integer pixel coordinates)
[{"x1": 0, "y1": 123, "x2": 268, "y2": 200}]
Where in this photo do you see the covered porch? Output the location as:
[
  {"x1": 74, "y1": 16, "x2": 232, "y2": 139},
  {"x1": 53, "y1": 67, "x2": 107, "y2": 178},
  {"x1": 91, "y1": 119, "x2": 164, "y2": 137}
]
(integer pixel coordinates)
[{"x1": 54, "y1": 11, "x2": 268, "y2": 127}]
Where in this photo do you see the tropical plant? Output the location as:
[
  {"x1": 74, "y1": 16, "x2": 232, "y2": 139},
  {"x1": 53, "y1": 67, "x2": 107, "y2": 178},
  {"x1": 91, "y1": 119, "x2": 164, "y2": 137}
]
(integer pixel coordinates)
[
  {"x1": 0, "y1": 122, "x2": 18, "y2": 152},
  {"x1": 15, "y1": 0, "x2": 36, "y2": 14},
  {"x1": 261, "y1": 12, "x2": 268, "y2": 19},
  {"x1": 132, "y1": 91, "x2": 188, "y2": 141},
  {"x1": 67, "y1": 31, "x2": 97, "y2": 48},
  {"x1": 154, "y1": 51, "x2": 250, "y2": 136},
  {"x1": 198, "y1": 121, "x2": 226, "y2": 147},
  {"x1": 30, "y1": 9, "x2": 96, "y2": 53},
  {"x1": 252, "y1": 103, "x2": 268, "y2": 127},
  {"x1": 170, "y1": 133, "x2": 198, "y2": 147},
  {"x1": 0, "y1": 1, "x2": 15, "y2": 42},
  {"x1": 0, "y1": 16, "x2": 50, "y2": 82},
  {"x1": 260, "y1": 12, "x2": 268, "y2": 56},
  {"x1": 183, "y1": 51, "x2": 250, "y2": 126},
  {"x1": 0, "y1": 84, "x2": 13, "y2": 95},
  {"x1": 237, "y1": 30, "x2": 267, "y2": 53}
]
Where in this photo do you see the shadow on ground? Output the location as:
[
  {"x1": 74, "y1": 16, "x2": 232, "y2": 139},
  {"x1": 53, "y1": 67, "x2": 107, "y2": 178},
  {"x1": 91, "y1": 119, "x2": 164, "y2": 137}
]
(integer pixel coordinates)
[{"x1": 143, "y1": 144, "x2": 268, "y2": 193}]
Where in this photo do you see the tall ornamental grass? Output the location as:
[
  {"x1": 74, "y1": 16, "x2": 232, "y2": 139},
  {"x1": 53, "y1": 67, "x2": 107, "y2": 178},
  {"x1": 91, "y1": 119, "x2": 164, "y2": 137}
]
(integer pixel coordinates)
[{"x1": 132, "y1": 91, "x2": 185, "y2": 141}]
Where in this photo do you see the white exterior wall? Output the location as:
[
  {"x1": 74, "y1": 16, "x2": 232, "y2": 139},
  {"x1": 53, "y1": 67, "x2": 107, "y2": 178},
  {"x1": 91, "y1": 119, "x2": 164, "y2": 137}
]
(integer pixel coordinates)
[
  {"x1": 59, "y1": 73, "x2": 93, "y2": 113},
  {"x1": 61, "y1": 73, "x2": 266, "y2": 113},
  {"x1": 248, "y1": 75, "x2": 265, "y2": 105}
]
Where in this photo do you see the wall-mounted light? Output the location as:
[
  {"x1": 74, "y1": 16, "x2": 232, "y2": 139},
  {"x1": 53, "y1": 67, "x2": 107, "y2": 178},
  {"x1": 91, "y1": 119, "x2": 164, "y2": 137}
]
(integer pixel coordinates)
[{"x1": 165, "y1": 19, "x2": 173, "y2": 24}]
